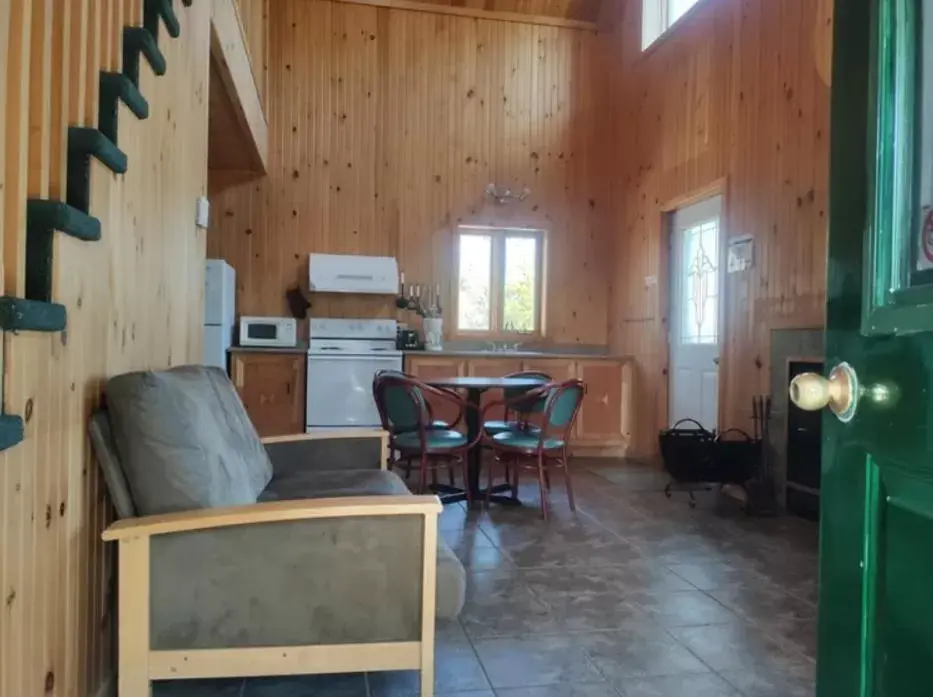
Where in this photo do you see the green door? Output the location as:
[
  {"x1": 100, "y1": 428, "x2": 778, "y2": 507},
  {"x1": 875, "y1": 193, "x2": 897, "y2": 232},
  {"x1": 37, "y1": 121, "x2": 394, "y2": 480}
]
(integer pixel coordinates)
[{"x1": 806, "y1": 0, "x2": 933, "y2": 695}]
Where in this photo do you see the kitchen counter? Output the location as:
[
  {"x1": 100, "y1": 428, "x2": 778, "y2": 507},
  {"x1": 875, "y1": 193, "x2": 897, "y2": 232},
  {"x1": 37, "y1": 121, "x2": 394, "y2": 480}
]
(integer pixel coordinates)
[
  {"x1": 229, "y1": 344, "x2": 308, "y2": 354},
  {"x1": 403, "y1": 349, "x2": 629, "y2": 361}
]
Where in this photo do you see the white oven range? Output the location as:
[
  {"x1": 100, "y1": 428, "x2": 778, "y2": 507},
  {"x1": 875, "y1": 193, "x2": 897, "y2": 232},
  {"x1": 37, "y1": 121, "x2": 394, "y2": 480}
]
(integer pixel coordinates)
[{"x1": 305, "y1": 318, "x2": 401, "y2": 431}]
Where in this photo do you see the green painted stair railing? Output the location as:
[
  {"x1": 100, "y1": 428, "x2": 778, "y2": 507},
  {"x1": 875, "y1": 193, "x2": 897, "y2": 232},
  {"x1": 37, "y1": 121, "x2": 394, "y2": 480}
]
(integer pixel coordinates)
[
  {"x1": 0, "y1": 0, "x2": 185, "y2": 452},
  {"x1": 145, "y1": 0, "x2": 182, "y2": 40},
  {"x1": 123, "y1": 26, "x2": 167, "y2": 87},
  {"x1": 99, "y1": 71, "x2": 150, "y2": 145}
]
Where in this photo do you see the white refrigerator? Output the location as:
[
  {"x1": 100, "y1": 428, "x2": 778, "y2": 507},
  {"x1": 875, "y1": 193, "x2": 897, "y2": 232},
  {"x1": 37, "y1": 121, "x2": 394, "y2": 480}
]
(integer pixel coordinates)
[{"x1": 204, "y1": 259, "x2": 236, "y2": 370}]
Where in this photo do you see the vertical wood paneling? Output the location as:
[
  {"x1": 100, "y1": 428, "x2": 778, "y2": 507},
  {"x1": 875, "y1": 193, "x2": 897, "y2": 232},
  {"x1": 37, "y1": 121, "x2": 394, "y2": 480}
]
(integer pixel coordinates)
[
  {"x1": 0, "y1": 3, "x2": 211, "y2": 697},
  {"x1": 603, "y1": 0, "x2": 833, "y2": 455},
  {"x1": 234, "y1": 0, "x2": 269, "y2": 108},
  {"x1": 209, "y1": 0, "x2": 608, "y2": 346}
]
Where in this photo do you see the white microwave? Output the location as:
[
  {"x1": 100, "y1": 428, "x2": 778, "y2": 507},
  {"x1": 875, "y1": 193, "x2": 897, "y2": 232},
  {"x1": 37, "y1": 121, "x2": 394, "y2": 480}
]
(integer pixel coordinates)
[{"x1": 239, "y1": 316, "x2": 298, "y2": 348}]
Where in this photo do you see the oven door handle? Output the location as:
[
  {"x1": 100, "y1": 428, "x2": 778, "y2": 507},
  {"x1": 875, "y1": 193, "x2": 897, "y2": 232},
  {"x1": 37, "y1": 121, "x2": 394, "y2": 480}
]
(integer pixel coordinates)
[{"x1": 307, "y1": 354, "x2": 402, "y2": 362}]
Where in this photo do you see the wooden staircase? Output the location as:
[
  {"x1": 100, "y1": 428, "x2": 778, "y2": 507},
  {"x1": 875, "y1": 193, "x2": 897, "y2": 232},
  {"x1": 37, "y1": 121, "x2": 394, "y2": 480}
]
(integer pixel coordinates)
[{"x1": 0, "y1": 0, "x2": 193, "y2": 450}]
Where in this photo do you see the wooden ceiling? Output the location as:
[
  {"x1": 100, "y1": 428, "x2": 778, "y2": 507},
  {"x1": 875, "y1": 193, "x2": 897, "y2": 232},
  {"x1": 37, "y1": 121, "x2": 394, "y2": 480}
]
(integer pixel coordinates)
[{"x1": 412, "y1": 0, "x2": 604, "y2": 22}]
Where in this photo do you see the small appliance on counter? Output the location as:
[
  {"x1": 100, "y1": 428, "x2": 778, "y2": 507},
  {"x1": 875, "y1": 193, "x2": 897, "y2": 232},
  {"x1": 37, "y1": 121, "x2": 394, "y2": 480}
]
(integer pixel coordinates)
[
  {"x1": 239, "y1": 316, "x2": 298, "y2": 348},
  {"x1": 396, "y1": 326, "x2": 423, "y2": 351},
  {"x1": 204, "y1": 259, "x2": 236, "y2": 370}
]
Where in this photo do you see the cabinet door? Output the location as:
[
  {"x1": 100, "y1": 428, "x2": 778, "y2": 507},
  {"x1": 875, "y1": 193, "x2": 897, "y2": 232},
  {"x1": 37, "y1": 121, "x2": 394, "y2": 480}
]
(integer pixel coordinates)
[
  {"x1": 575, "y1": 360, "x2": 626, "y2": 445},
  {"x1": 405, "y1": 356, "x2": 466, "y2": 426},
  {"x1": 232, "y1": 353, "x2": 305, "y2": 437},
  {"x1": 468, "y1": 358, "x2": 523, "y2": 419},
  {"x1": 520, "y1": 358, "x2": 576, "y2": 381}
]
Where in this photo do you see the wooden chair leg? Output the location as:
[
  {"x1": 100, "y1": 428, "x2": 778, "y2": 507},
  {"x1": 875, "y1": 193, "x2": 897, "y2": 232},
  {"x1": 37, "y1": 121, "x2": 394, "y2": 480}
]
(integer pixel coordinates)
[
  {"x1": 537, "y1": 453, "x2": 549, "y2": 521},
  {"x1": 418, "y1": 455, "x2": 429, "y2": 494},
  {"x1": 404, "y1": 457, "x2": 413, "y2": 479},
  {"x1": 511, "y1": 457, "x2": 520, "y2": 498},
  {"x1": 431, "y1": 463, "x2": 439, "y2": 487},
  {"x1": 562, "y1": 453, "x2": 576, "y2": 511},
  {"x1": 485, "y1": 455, "x2": 495, "y2": 506},
  {"x1": 544, "y1": 469, "x2": 551, "y2": 491}
]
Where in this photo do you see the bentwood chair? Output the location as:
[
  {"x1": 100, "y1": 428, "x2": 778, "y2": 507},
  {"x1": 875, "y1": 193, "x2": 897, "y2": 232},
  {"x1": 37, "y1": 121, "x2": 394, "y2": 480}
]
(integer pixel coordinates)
[
  {"x1": 374, "y1": 373, "x2": 482, "y2": 502},
  {"x1": 373, "y1": 370, "x2": 464, "y2": 479},
  {"x1": 481, "y1": 370, "x2": 551, "y2": 436},
  {"x1": 482, "y1": 379, "x2": 586, "y2": 520}
]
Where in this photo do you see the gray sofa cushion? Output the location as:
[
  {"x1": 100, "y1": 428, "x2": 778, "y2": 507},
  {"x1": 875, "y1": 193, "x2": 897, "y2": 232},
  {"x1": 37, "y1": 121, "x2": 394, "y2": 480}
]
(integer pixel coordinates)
[
  {"x1": 258, "y1": 468, "x2": 411, "y2": 501},
  {"x1": 258, "y1": 468, "x2": 466, "y2": 620},
  {"x1": 88, "y1": 411, "x2": 137, "y2": 519},
  {"x1": 106, "y1": 365, "x2": 273, "y2": 515}
]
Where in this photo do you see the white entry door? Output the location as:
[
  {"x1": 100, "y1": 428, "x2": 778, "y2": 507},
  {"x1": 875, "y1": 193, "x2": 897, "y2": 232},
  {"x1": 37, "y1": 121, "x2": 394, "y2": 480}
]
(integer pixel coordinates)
[{"x1": 669, "y1": 195, "x2": 722, "y2": 431}]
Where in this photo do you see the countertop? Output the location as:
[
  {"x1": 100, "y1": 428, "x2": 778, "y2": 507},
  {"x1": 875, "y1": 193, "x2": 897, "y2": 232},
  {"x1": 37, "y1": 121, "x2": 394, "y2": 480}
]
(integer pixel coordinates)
[
  {"x1": 402, "y1": 349, "x2": 629, "y2": 361},
  {"x1": 228, "y1": 345, "x2": 629, "y2": 361},
  {"x1": 229, "y1": 344, "x2": 308, "y2": 354}
]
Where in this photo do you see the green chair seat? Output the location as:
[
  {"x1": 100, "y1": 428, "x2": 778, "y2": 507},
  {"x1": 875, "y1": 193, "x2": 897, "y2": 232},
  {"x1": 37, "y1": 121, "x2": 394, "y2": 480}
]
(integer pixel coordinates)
[
  {"x1": 491, "y1": 431, "x2": 565, "y2": 451},
  {"x1": 483, "y1": 419, "x2": 542, "y2": 436},
  {"x1": 396, "y1": 429, "x2": 468, "y2": 453}
]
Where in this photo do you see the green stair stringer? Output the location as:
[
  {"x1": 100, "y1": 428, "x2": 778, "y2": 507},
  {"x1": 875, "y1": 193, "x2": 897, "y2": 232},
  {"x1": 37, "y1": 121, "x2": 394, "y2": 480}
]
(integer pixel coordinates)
[
  {"x1": 145, "y1": 0, "x2": 181, "y2": 40},
  {"x1": 0, "y1": 415, "x2": 25, "y2": 452},
  {"x1": 67, "y1": 127, "x2": 128, "y2": 213},
  {"x1": 25, "y1": 200, "x2": 102, "y2": 303},
  {"x1": 123, "y1": 27, "x2": 166, "y2": 87},
  {"x1": 99, "y1": 72, "x2": 150, "y2": 146},
  {"x1": 0, "y1": 297, "x2": 67, "y2": 333}
]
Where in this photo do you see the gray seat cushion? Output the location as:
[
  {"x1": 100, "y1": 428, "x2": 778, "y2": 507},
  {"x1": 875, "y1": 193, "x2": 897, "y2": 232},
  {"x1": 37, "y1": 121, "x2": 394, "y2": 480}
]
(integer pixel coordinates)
[
  {"x1": 258, "y1": 468, "x2": 466, "y2": 619},
  {"x1": 106, "y1": 365, "x2": 273, "y2": 515},
  {"x1": 259, "y1": 468, "x2": 411, "y2": 501}
]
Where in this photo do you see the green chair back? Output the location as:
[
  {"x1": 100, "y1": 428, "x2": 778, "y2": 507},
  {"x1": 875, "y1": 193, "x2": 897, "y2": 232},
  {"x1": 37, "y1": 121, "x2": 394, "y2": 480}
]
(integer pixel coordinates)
[
  {"x1": 373, "y1": 372, "x2": 428, "y2": 434},
  {"x1": 544, "y1": 380, "x2": 585, "y2": 430},
  {"x1": 504, "y1": 371, "x2": 551, "y2": 415}
]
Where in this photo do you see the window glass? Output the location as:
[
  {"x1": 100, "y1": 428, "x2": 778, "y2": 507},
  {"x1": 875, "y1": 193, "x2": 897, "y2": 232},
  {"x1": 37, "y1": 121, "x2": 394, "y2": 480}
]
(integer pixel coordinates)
[
  {"x1": 457, "y1": 234, "x2": 492, "y2": 331},
  {"x1": 681, "y1": 220, "x2": 719, "y2": 345},
  {"x1": 503, "y1": 237, "x2": 538, "y2": 333}
]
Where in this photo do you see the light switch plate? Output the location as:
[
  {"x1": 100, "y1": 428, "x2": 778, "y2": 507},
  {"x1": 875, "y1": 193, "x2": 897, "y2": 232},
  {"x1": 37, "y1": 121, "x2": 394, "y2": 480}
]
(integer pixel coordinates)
[{"x1": 195, "y1": 196, "x2": 210, "y2": 229}]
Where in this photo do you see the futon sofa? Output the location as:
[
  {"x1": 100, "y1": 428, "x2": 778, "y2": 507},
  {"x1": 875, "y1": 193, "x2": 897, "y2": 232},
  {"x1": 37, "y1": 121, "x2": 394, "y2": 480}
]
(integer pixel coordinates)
[{"x1": 90, "y1": 365, "x2": 465, "y2": 697}]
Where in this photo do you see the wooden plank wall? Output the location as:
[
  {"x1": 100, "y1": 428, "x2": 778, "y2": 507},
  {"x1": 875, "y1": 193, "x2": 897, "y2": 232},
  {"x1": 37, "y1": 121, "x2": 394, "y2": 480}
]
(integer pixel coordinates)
[
  {"x1": 208, "y1": 0, "x2": 610, "y2": 346},
  {"x1": 0, "y1": 3, "x2": 211, "y2": 697},
  {"x1": 234, "y1": 0, "x2": 269, "y2": 109},
  {"x1": 602, "y1": 0, "x2": 834, "y2": 455},
  {"x1": 410, "y1": 0, "x2": 602, "y2": 23}
]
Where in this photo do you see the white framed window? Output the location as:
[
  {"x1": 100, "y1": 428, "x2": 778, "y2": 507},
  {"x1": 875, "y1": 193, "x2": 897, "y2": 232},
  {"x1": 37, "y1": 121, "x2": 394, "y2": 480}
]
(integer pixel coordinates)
[
  {"x1": 455, "y1": 226, "x2": 545, "y2": 337},
  {"x1": 642, "y1": 0, "x2": 703, "y2": 50}
]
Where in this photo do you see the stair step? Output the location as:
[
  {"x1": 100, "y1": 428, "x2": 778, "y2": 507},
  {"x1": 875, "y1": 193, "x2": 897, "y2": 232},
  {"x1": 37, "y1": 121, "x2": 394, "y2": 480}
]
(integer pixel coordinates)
[
  {"x1": 25, "y1": 200, "x2": 101, "y2": 303},
  {"x1": 99, "y1": 72, "x2": 149, "y2": 144},
  {"x1": 0, "y1": 416, "x2": 24, "y2": 452},
  {"x1": 123, "y1": 27, "x2": 166, "y2": 87},
  {"x1": 67, "y1": 127, "x2": 128, "y2": 213},
  {"x1": 27, "y1": 199, "x2": 102, "y2": 241},
  {"x1": 145, "y1": 0, "x2": 181, "y2": 39},
  {"x1": 0, "y1": 297, "x2": 67, "y2": 333}
]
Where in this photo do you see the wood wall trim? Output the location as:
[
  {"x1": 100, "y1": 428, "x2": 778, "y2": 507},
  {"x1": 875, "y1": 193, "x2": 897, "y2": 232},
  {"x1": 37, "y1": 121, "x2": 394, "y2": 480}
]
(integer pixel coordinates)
[
  {"x1": 330, "y1": 0, "x2": 599, "y2": 31},
  {"x1": 149, "y1": 642, "x2": 422, "y2": 679},
  {"x1": 210, "y1": 0, "x2": 269, "y2": 173}
]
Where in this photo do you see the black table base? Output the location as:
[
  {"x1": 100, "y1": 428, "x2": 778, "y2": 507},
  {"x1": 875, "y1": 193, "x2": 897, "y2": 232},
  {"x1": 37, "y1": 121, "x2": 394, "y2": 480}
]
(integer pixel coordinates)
[{"x1": 429, "y1": 482, "x2": 520, "y2": 507}]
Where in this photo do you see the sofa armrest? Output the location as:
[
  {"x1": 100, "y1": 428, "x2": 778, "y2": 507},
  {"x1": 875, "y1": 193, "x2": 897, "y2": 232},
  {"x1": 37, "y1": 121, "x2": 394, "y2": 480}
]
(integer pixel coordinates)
[
  {"x1": 261, "y1": 429, "x2": 390, "y2": 476},
  {"x1": 102, "y1": 494, "x2": 440, "y2": 541}
]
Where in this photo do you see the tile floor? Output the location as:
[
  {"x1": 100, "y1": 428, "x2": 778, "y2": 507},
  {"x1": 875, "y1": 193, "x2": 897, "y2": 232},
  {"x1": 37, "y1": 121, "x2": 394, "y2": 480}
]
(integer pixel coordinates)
[{"x1": 153, "y1": 460, "x2": 819, "y2": 697}]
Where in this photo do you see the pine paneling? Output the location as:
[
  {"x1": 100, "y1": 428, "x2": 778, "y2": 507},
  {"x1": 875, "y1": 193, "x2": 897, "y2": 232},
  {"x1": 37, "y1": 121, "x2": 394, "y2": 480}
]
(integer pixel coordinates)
[
  {"x1": 234, "y1": 0, "x2": 269, "y2": 107},
  {"x1": 208, "y1": 0, "x2": 609, "y2": 347},
  {"x1": 603, "y1": 0, "x2": 833, "y2": 455},
  {"x1": 0, "y1": 4, "x2": 211, "y2": 697},
  {"x1": 409, "y1": 0, "x2": 601, "y2": 23}
]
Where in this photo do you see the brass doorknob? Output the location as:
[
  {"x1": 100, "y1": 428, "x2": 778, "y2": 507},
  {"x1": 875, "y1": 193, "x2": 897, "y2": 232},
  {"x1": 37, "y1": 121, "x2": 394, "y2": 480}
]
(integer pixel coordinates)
[{"x1": 789, "y1": 362, "x2": 860, "y2": 422}]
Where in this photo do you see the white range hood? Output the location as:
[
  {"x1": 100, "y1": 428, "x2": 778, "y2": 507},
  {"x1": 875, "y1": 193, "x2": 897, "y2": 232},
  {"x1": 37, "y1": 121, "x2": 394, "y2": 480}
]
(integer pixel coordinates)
[{"x1": 308, "y1": 253, "x2": 399, "y2": 295}]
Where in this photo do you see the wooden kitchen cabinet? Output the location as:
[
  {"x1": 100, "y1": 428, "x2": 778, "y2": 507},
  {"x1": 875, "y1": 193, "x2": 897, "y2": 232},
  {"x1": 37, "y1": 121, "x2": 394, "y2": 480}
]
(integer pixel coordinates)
[
  {"x1": 520, "y1": 358, "x2": 577, "y2": 381},
  {"x1": 575, "y1": 359, "x2": 632, "y2": 452},
  {"x1": 406, "y1": 355, "x2": 467, "y2": 426},
  {"x1": 232, "y1": 352, "x2": 306, "y2": 438},
  {"x1": 468, "y1": 358, "x2": 522, "y2": 417}
]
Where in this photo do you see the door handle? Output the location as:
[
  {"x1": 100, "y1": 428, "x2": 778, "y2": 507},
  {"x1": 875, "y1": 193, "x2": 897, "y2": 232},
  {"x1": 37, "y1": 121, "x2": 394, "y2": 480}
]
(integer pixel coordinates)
[
  {"x1": 789, "y1": 362, "x2": 900, "y2": 423},
  {"x1": 713, "y1": 357, "x2": 720, "y2": 366},
  {"x1": 789, "y1": 362, "x2": 860, "y2": 422}
]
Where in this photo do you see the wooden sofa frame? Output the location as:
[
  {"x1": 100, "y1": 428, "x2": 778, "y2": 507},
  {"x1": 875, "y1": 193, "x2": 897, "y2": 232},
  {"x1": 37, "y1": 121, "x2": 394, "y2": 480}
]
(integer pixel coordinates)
[{"x1": 101, "y1": 430, "x2": 440, "y2": 697}]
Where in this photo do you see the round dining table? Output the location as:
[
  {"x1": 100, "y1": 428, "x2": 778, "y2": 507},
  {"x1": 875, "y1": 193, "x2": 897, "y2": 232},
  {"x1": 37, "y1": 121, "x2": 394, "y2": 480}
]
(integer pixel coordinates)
[{"x1": 423, "y1": 375, "x2": 548, "y2": 506}]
